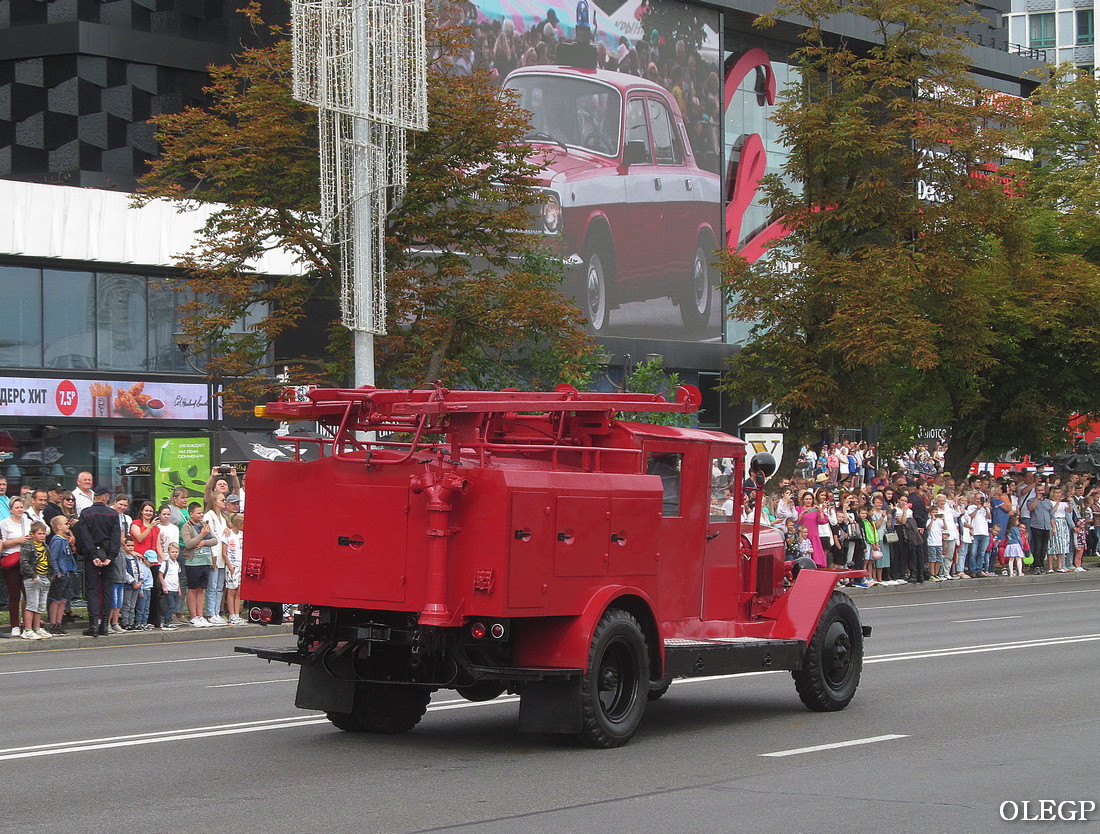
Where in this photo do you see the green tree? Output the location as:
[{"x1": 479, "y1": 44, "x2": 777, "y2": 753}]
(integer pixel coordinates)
[
  {"x1": 717, "y1": 0, "x2": 1075, "y2": 478},
  {"x1": 137, "y1": 7, "x2": 596, "y2": 414},
  {"x1": 622, "y1": 357, "x2": 696, "y2": 428}
]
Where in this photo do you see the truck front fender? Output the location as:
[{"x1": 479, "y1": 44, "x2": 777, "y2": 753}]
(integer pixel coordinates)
[
  {"x1": 758, "y1": 569, "x2": 866, "y2": 642},
  {"x1": 511, "y1": 585, "x2": 660, "y2": 673}
]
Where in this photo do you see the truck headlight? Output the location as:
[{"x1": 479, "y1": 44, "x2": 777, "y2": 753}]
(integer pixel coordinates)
[{"x1": 543, "y1": 192, "x2": 562, "y2": 234}]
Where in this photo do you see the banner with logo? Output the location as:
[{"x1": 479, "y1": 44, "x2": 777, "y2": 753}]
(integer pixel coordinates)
[
  {"x1": 0, "y1": 376, "x2": 213, "y2": 420},
  {"x1": 152, "y1": 436, "x2": 211, "y2": 507}
]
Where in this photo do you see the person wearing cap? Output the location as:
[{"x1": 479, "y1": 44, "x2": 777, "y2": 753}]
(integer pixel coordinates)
[
  {"x1": 43, "y1": 484, "x2": 65, "y2": 532},
  {"x1": 225, "y1": 494, "x2": 241, "y2": 512},
  {"x1": 73, "y1": 486, "x2": 121, "y2": 636}
]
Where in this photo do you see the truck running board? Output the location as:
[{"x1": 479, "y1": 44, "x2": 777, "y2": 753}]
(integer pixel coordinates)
[{"x1": 663, "y1": 637, "x2": 805, "y2": 678}]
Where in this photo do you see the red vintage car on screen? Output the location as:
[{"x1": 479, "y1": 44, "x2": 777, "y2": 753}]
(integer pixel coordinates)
[{"x1": 504, "y1": 65, "x2": 722, "y2": 333}]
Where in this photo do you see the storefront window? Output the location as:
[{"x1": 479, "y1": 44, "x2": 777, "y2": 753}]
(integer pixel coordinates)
[
  {"x1": 0, "y1": 266, "x2": 42, "y2": 368},
  {"x1": 43, "y1": 270, "x2": 95, "y2": 370},
  {"x1": 148, "y1": 279, "x2": 193, "y2": 372},
  {"x1": 97, "y1": 272, "x2": 148, "y2": 370},
  {"x1": 0, "y1": 426, "x2": 152, "y2": 498}
]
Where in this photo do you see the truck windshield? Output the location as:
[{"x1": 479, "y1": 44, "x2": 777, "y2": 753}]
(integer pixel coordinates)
[{"x1": 505, "y1": 75, "x2": 622, "y2": 156}]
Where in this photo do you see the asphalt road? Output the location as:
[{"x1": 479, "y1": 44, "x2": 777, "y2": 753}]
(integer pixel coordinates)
[{"x1": 1, "y1": 576, "x2": 1098, "y2": 834}]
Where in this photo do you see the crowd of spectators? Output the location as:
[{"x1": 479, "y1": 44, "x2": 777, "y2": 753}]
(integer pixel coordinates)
[
  {"x1": 747, "y1": 443, "x2": 1098, "y2": 587},
  {"x1": 1, "y1": 467, "x2": 246, "y2": 640},
  {"x1": 438, "y1": 0, "x2": 724, "y2": 171}
]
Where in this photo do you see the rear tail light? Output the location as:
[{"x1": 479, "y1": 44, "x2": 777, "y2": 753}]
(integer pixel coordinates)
[{"x1": 469, "y1": 622, "x2": 487, "y2": 640}]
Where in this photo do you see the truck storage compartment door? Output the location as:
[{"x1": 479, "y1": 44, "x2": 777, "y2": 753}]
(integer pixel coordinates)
[
  {"x1": 508, "y1": 491, "x2": 554, "y2": 608},
  {"x1": 554, "y1": 495, "x2": 610, "y2": 578},
  {"x1": 608, "y1": 497, "x2": 660, "y2": 576},
  {"x1": 331, "y1": 483, "x2": 410, "y2": 603}
]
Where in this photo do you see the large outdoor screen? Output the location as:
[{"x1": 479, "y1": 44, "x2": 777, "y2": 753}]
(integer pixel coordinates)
[{"x1": 445, "y1": 0, "x2": 724, "y2": 342}]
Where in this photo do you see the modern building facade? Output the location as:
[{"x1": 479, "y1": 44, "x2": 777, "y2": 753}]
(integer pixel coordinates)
[
  {"x1": 1006, "y1": 0, "x2": 1095, "y2": 69},
  {"x1": 0, "y1": 0, "x2": 1044, "y2": 495}
]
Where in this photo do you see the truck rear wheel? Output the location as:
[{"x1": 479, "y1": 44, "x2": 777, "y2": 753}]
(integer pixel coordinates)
[
  {"x1": 792, "y1": 591, "x2": 863, "y2": 711},
  {"x1": 577, "y1": 608, "x2": 649, "y2": 748},
  {"x1": 328, "y1": 684, "x2": 433, "y2": 734}
]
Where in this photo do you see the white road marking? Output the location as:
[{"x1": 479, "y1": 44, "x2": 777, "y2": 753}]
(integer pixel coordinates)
[
  {"x1": 760, "y1": 734, "x2": 909, "y2": 757},
  {"x1": 205, "y1": 678, "x2": 297, "y2": 688},
  {"x1": 0, "y1": 654, "x2": 246, "y2": 677},
  {"x1": 953, "y1": 615, "x2": 1022, "y2": 624},
  {"x1": 864, "y1": 633, "x2": 1100, "y2": 664},
  {"x1": 3, "y1": 631, "x2": 1097, "y2": 762},
  {"x1": 859, "y1": 587, "x2": 1100, "y2": 611}
]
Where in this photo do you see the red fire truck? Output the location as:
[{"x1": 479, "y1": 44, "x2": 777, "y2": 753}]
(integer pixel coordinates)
[{"x1": 237, "y1": 385, "x2": 869, "y2": 748}]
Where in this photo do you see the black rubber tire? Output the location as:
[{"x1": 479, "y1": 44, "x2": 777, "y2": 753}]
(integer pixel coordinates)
[
  {"x1": 792, "y1": 591, "x2": 863, "y2": 711},
  {"x1": 577, "y1": 608, "x2": 649, "y2": 748},
  {"x1": 327, "y1": 712, "x2": 366, "y2": 732},
  {"x1": 455, "y1": 681, "x2": 507, "y2": 702},
  {"x1": 354, "y1": 684, "x2": 433, "y2": 734},
  {"x1": 678, "y1": 238, "x2": 714, "y2": 331},
  {"x1": 647, "y1": 674, "x2": 673, "y2": 702},
  {"x1": 582, "y1": 248, "x2": 612, "y2": 333}
]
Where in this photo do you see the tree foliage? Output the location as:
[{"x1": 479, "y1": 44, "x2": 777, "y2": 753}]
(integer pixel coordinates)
[
  {"x1": 137, "y1": 5, "x2": 596, "y2": 414},
  {"x1": 622, "y1": 357, "x2": 696, "y2": 428},
  {"x1": 718, "y1": 0, "x2": 1100, "y2": 478}
]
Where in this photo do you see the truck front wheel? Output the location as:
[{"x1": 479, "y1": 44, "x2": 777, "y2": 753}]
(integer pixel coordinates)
[
  {"x1": 792, "y1": 591, "x2": 863, "y2": 711},
  {"x1": 327, "y1": 684, "x2": 433, "y2": 734},
  {"x1": 577, "y1": 608, "x2": 649, "y2": 748}
]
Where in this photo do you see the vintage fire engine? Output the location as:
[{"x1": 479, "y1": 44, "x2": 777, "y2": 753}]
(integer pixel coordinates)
[{"x1": 237, "y1": 384, "x2": 869, "y2": 748}]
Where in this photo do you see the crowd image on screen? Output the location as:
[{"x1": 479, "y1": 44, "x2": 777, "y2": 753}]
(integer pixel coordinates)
[{"x1": 433, "y1": 0, "x2": 723, "y2": 172}]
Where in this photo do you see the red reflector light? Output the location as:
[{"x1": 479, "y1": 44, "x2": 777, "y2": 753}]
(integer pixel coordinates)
[
  {"x1": 469, "y1": 622, "x2": 487, "y2": 640},
  {"x1": 490, "y1": 623, "x2": 505, "y2": 639}
]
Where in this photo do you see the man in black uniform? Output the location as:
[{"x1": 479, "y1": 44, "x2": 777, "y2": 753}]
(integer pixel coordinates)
[{"x1": 73, "y1": 486, "x2": 120, "y2": 636}]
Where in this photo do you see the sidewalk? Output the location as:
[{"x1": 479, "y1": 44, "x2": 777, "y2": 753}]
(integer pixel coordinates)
[{"x1": 0, "y1": 617, "x2": 293, "y2": 653}]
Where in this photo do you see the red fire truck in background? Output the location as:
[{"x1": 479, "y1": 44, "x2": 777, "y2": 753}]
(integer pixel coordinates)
[{"x1": 237, "y1": 385, "x2": 869, "y2": 748}]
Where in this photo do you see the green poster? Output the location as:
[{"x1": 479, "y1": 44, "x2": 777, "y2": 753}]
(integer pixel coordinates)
[{"x1": 153, "y1": 437, "x2": 211, "y2": 508}]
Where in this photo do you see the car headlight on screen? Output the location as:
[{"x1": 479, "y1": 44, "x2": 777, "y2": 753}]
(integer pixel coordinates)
[{"x1": 543, "y1": 192, "x2": 562, "y2": 235}]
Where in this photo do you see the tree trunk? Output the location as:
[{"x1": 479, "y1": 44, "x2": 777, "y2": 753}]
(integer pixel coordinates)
[
  {"x1": 943, "y1": 423, "x2": 986, "y2": 479},
  {"x1": 420, "y1": 322, "x2": 457, "y2": 385},
  {"x1": 771, "y1": 405, "x2": 814, "y2": 487}
]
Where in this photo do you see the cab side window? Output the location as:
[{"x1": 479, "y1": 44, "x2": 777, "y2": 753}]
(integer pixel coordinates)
[
  {"x1": 647, "y1": 452, "x2": 682, "y2": 517},
  {"x1": 710, "y1": 456, "x2": 734, "y2": 522}
]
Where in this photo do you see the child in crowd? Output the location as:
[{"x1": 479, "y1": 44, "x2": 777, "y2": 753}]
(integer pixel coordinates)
[
  {"x1": 1073, "y1": 518, "x2": 1088, "y2": 572},
  {"x1": 983, "y1": 524, "x2": 1001, "y2": 578},
  {"x1": 1019, "y1": 523, "x2": 1031, "y2": 567},
  {"x1": 1004, "y1": 514, "x2": 1025, "y2": 577},
  {"x1": 135, "y1": 551, "x2": 154, "y2": 629},
  {"x1": 860, "y1": 505, "x2": 882, "y2": 585},
  {"x1": 222, "y1": 512, "x2": 246, "y2": 625},
  {"x1": 797, "y1": 525, "x2": 814, "y2": 560},
  {"x1": 121, "y1": 535, "x2": 143, "y2": 630},
  {"x1": 159, "y1": 542, "x2": 181, "y2": 630},
  {"x1": 783, "y1": 518, "x2": 799, "y2": 560},
  {"x1": 46, "y1": 515, "x2": 77, "y2": 635},
  {"x1": 927, "y1": 507, "x2": 945, "y2": 581},
  {"x1": 19, "y1": 522, "x2": 52, "y2": 640}
]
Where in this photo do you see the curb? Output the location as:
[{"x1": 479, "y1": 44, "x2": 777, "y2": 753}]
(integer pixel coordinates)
[
  {"x1": 845, "y1": 567, "x2": 1099, "y2": 595},
  {"x1": 0, "y1": 621, "x2": 294, "y2": 653}
]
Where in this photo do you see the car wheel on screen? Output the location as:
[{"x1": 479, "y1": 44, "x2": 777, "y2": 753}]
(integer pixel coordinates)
[
  {"x1": 583, "y1": 248, "x2": 612, "y2": 333},
  {"x1": 679, "y1": 239, "x2": 714, "y2": 331}
]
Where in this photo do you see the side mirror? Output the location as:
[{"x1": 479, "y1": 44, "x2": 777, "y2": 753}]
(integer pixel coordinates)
[
  {"x1": 749, "y1": 452, "x2": 777, "y2": 482},
  {"x1": 622, "y1": 140, "x2": 650, "y2": 167}
]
